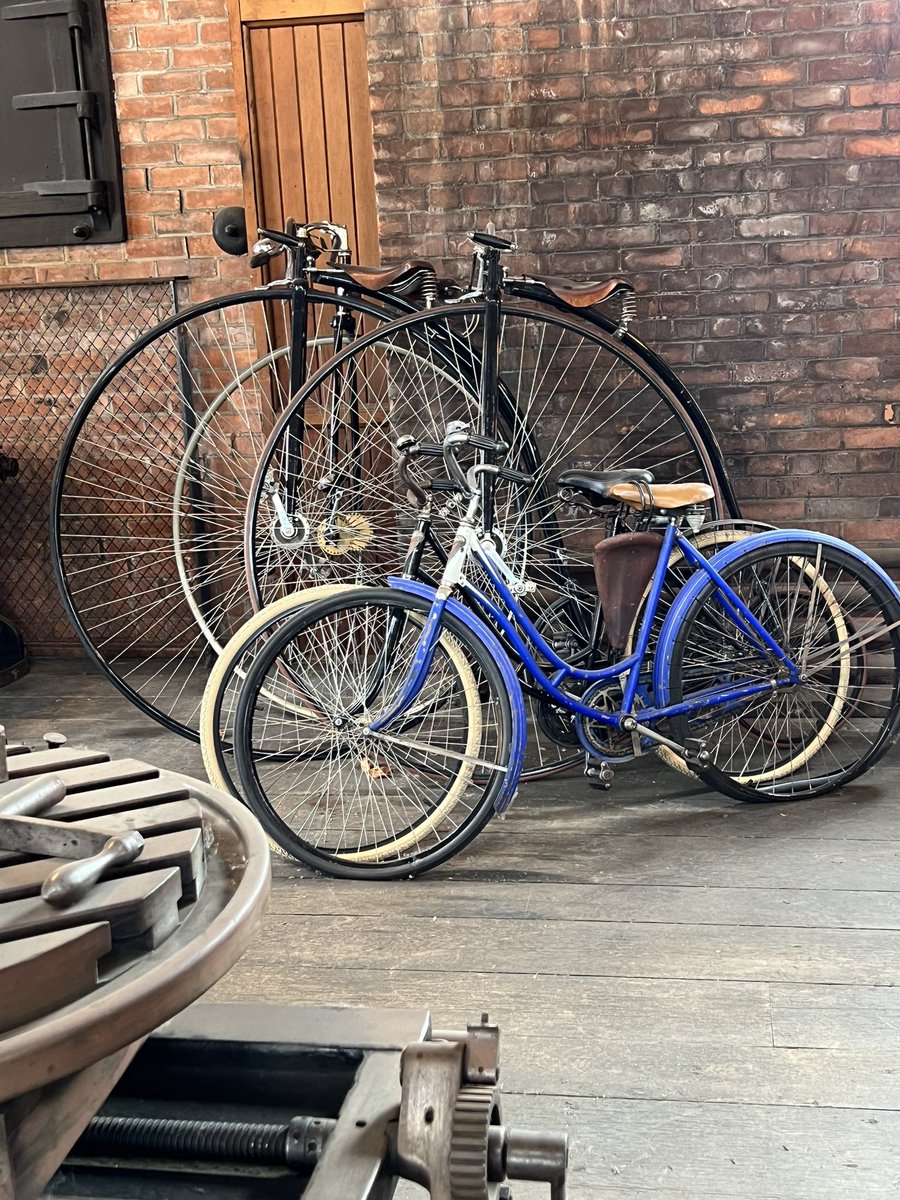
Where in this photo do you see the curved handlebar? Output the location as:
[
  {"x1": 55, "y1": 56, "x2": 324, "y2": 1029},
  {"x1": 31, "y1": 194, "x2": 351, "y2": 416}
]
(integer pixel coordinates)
[
  {"x1": 394, "y1": 424, "x2": 535, "y2": 507},
  {"x1": 247, "y1": 220, "x2": 350, "y2": 269}
]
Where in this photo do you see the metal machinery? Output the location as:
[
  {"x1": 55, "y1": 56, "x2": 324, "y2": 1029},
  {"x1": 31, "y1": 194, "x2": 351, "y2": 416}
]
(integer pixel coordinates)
[{"x1": 0, "y1": 730, "x2": 569, "y2": 1200}]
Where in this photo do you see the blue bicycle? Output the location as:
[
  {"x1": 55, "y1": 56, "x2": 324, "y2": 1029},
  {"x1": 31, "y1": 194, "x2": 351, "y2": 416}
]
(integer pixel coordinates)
[{"x1": 223, "y1": 423, "x2": 900, "y2": 879}]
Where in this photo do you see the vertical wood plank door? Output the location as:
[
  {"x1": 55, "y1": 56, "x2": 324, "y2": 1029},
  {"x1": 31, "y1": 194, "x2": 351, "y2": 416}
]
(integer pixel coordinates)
[{"x1": 243, "y1": 10, "x2": 379, "y2": 265}]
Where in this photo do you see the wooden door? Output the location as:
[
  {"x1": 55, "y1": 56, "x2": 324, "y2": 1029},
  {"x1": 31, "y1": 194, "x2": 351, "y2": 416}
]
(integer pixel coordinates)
[{"x1": 230, "y1": 0, "x2": 379, "y2": 265}]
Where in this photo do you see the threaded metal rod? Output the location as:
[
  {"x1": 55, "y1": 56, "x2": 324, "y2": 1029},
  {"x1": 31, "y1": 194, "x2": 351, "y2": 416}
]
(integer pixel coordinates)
[{"x1": 75, "y1": 1113, "x2": 335, "y2": 1169}]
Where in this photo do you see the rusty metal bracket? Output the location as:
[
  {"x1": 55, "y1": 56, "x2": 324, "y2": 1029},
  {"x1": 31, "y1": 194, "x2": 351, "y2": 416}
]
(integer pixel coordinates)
[{"x1": 394, "y1": 1015, "x2": 567, "y2": 1200}]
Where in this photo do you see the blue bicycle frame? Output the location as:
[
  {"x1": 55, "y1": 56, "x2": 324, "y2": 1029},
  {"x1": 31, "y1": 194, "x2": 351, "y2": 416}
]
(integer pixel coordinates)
[{"x1": 370, "y1": 518, "x2": 803, "y2": 742}]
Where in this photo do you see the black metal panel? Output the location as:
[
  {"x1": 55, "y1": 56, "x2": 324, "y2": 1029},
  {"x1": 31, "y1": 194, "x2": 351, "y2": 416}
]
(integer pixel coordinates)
[{"x1": 0, "y1": 0, "x2": 124, "y2": 247}]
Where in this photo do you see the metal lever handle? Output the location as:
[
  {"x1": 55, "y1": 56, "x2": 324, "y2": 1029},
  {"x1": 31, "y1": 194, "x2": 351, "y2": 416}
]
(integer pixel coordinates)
[
  {"x1": 42, "y1": 830, "x2": 145, "y2": 907},
  {"x1": 0, "y1": 774, "x2": 66, "y2": 817}
]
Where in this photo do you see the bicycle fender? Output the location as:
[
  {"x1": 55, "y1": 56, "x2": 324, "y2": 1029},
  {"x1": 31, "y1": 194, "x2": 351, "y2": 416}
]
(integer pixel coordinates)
[
  {"x1": 388, "y1": 577, "x2": 527, "y2": 811},
  {"x1": 653, "y1": 528, "x2": 900, "y2": 707}
]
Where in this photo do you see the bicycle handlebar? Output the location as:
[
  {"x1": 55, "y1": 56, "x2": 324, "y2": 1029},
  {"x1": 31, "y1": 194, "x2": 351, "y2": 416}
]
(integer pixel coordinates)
[
  {"x1": 248, "y1": 221, "x2": 350, "y2": 268},
  {"x1": 394, "y1": 425, "x2": 535, "y2": 506}
]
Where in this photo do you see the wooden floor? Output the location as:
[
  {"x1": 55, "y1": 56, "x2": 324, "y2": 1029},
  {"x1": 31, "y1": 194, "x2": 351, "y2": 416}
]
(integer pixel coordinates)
[{"x1": 7, "y1": 659, "x2": 900, "y2": 1199}]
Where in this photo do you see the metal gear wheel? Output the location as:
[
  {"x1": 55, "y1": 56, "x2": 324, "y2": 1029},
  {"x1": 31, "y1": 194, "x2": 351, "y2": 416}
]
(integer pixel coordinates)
[
  {"x1": 315, "y1": 512, "x2": 373, "y2": 556},
  {"x1": 449, "y1": 1084, "x2": 500, "y2": 1200}
]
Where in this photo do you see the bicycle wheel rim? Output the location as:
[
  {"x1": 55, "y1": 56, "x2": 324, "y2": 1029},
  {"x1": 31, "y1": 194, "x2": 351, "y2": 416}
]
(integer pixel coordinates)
[
  {"x1": 50, "y1": 287, "x2": 399, "y2": 740},
  {"x1": 666, "y1": 538, "x2": 900, "y2": 800},
  {"x1": 231, "y1": 588, "x2": 512, "y2": 878},
  {"x1": 200, "y1": 583, "x2": 357, "y2": 796}
]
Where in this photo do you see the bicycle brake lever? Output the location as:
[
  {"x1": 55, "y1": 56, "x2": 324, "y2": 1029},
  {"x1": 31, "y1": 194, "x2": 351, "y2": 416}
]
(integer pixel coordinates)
[{"x1": 249, "y1": 239, "x2": 284, "y2": 269}]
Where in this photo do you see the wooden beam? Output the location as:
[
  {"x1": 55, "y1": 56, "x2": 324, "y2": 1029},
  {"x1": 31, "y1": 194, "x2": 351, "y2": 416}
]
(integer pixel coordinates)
[{"x1": 239, "y1": 0, "x2": 363, "y2": 24}]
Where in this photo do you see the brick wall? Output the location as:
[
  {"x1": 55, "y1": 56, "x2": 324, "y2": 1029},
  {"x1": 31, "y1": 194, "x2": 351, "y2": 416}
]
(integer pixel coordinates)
[
  {"x1": 0, "y1": 0, "x2": 248, "y2": 299},
  {"x1": 364, "y1": 0, "x2": 900, "y2": 549},
  {"x1": 0, "y1": 0, "x2": 250, "y2": 648}
]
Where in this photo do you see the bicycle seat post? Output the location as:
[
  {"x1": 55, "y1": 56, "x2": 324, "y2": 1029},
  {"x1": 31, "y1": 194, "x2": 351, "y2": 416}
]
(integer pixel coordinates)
[{"x1": 471, "y1": 231, "x2": 514, "y2": 537}]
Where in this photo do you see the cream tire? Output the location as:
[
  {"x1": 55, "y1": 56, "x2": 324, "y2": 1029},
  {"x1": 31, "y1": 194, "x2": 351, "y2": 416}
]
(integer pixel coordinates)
[{"x1": 200, "y1": 584, "x2": 485, "y2": 862}]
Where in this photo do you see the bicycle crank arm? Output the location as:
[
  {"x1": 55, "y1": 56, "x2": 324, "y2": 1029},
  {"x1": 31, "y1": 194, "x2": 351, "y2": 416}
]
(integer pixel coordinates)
[
  {"x1": 261, "y1": 474, "x2": 297, "y2": 540},
  {"x1": 619, "y1": 717, "x2": 711, "y2": 767}
]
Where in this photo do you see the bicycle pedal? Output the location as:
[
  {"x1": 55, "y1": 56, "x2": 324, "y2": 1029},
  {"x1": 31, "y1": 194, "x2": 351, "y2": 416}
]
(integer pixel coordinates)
[
  {"x1": 584, "y1": 761, "x2": 614, "y2": 790},
  {"x1": 682, "y1": 738, "x2": 711, "y2": 769}
]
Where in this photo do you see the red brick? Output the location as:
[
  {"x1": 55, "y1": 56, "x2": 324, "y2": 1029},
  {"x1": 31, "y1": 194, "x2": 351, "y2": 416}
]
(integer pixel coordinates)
[
  {"x1": 136, "y1": 22, "x2": 198, "y2": 48},
  {"x1": 172, "y1": 45, "x2": 231, "y2": 68},
  {"x1": 120, "y1": 141, "x2": 177, "y2": 165},
  {"x1": 849, "y1": 82, "x2": 900, "y2": 105},
  {"x1": 123, "y1": 189, "x2": 180, "y2": 213},
  {"x1": 731, "y1": 63, "x2": 803, "y2": 87},
  {"x1": 206, "y1": 118, "x2": 239, "y2": 139},
  {"x1": 697, "y1": 93, "x2": 766, "y2": 115},
  {"x1": 736, "y1": 115, "x2": 806, "y2": 138},
  {"x1": 812, "y1": 110, "x2": 884, "y2": 134},
  {"x1": 105, "y1": 0, "x2": 162, "y2": 23},
  {"x1": 861, "y1": 0, "x2": 896, "y2": 19},
  {"x1": 141, "y1": 70, "x2": 201, "y2": 94},
  {"x1": 168, "y1": 0, "x2": 225, "y2": 18},
  {"x1": 203, "y1": 67, "x2": 234, "y2": 90},
  {"x1": 210, "y1": 164, "x2": 243, "y2": 186},
  {"x1": 771, "y1": 32, "x2": 847, "y2": 57},
  {"x1": 811, "y1": 359, "x2": 881, "y2": 381},
  {"x1": 846, "y1": 236, "x2": 900, "y2": 259},
  {"x1": 527, "y1": 28, "x2": 560, "y2": 50},
  {"x1": 472, "y1": 2, "x2": 539, "y2": 26},
  {"x1": 149, "y1": 165, "x2": 210, "y2": 188},
  {"x1": 4, "y1": 246, "x2": 66, "y2": 265},
  {"x1": 844, "y1": 426, "x2": 900, "y2": 448},
  {"x1": 34, "y1": 264, "x2": 97, "y2": 283},
  {"x1": 176, "y1": 93, "x2": 236, "y2": 116},
  {"x1": 737, "y1": 216, "x2": 807, "y2": 239},
  {"x1": 111, "y1": 49, "x2": 168, "y2": 72},
  {"x1": 115, "y1": 96, "x2": 174, "y2": 119},
  {"x1": 771, "y1": 139, "x2": 836, "y2": 161},
  {"x1": 810, "y1": 54, "x2": 884, "y2": 83},
  {"x1": 199, "y1": 19, "x2": 231, "y2": 43},
  {"x1": 180, "y1": 186, "x2": 243, "y2": 210},
  {"x1": 124, "y1": 214, "x2": 155, "y2": 238},
  {"x1": 143, "y1": 118, "x2": 205, "y2": 141},
  {"x1": 847, "y1": 135, "x2": 900, "y2": 158}
]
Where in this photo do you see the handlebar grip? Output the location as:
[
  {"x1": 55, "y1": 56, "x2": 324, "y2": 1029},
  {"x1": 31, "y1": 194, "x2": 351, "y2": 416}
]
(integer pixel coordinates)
[
  {"x1": 430, "y1": 478, "x2": 465, "y2": 493},
  {"x1": 468, "y1": 433, "x2": 510, "y2": 455},
  {"x1": 471, "y1": 231, "x2": 515, "y2": 251},
  {"x1": 412, "y1": 442, "x2": 445, "y2": 458},
  {"x1": 497, "y1": 466, "x2": 536, "y2": 487}
]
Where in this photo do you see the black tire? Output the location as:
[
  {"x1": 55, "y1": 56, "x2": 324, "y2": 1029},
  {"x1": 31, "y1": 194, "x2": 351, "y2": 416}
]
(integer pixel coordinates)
[
  {"x1": 665, "y1": 537, "x2": 900, "y2": 801},
  {"x1": 50, "y1": 287, "x2": 401, "y2": 740},
  {"x1": 231, "y1": 588, "x2": 513, "y2": 878}
]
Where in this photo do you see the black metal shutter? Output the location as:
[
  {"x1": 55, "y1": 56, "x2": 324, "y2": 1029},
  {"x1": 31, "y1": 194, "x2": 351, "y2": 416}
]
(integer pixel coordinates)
[{"x1": 0, "y1": 0, "x2": 125, "y2": 247}]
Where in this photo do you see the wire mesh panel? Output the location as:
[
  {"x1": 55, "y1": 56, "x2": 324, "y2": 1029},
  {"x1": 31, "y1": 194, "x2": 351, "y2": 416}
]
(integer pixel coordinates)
[{"x1": 0, "y1": 281, "x2": 179, "y2": 653}]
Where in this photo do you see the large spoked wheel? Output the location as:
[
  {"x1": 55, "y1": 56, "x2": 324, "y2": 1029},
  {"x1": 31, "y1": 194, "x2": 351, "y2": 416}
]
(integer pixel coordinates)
[
  {"x1": 242, "y1": 302, "x2": 730, "y2": 780},
  {"x1": 665, "y1": 538, "x2": 900, "y2": 801},
  {"x1": 245, "y1": 301, "x2": 730, "y2": 615},
  {"x1": 200, "y1": 583, "x2": 590, "y2": 790},
  {"x1": 230, "y1": 589, "x2": 513, "y2": 879},
  {"x1": 50, "y1": 287, "x2": 399, "y2": 739}
]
